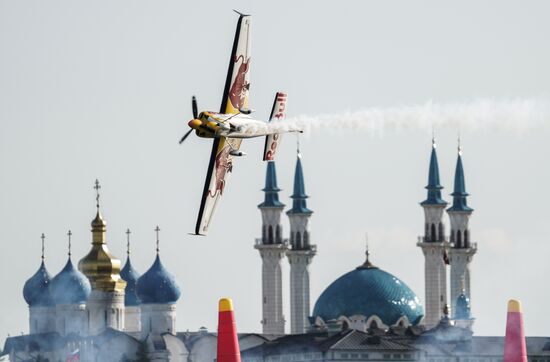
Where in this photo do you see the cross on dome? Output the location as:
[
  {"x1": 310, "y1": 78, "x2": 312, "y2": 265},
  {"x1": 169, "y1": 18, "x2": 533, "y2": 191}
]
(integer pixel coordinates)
[
  {"x1": 126, "y1": 228, "x2": 131, "y2": 256},
  {"x1": 40, "y1": 233, "x2": 45, "y2": 261},
  {"x1": 94, "y1": 179, "x2": 101, "y2": 210},
  {"x1": 67, "y1": 230, "x2": 72, "y2": 257},
  {"x1": 155, "y1": 226, "x2": 161, "y2": 253}
]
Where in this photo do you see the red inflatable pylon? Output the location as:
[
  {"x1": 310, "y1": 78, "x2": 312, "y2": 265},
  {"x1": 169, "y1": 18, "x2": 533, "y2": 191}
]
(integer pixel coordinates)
[
  {"x1": 217, "y1": 298, "x2": 241, "y2": 362},
  {"x1": 504, "y1": 299, "x2": 527, "y2": 362}
]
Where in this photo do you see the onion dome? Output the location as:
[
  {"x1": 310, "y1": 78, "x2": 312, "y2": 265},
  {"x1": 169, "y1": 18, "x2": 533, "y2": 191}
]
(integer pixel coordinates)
[
  {"x1": 78, "y1": 181, "x2": 126, "y2": 293},
  {"x1": 312, "y1": 250, "x2": 424, "y2": 326},
  {"x1": 51, "y1": 258, "x2": 91, "y2": 305},
  {"x1": 455, "y1": 291, "x2": 471, "y2": 319},
  {"x1": 120, "y1": 229, "x2": 141, "y2": 306},
  {"x1": 136, "y1": 227, "x2": 181, "y2": 304},
  {"x1": 23, "y1": 234, "x2": 54, "y2": 307},
  {"x1": 136, "y1": 255, "x2": 181, "y2": 304},
  {"x1": 23, "y1": 261, "x2": 54, "y2": 307}
]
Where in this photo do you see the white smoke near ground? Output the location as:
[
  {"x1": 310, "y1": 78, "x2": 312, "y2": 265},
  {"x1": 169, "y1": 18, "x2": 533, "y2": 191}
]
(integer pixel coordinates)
[{"x1": 245, "y1": 98, "x2": 550, "y2": 136}]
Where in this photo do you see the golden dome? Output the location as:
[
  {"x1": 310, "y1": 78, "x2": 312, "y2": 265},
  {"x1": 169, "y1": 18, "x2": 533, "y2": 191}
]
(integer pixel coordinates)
[{"x1": 78, "y1": 210, "x2": 126, "y2": 293}]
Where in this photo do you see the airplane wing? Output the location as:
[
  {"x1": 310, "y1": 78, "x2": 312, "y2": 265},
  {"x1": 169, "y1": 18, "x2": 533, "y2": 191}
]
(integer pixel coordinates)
[{"x1": 195, "y1": 14, "x2": 251, "y2": 235}]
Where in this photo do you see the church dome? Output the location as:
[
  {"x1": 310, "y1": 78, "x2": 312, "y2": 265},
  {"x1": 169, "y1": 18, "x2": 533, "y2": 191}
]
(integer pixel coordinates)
[
  {"x1": 312, "y1": 257, "x2": 424, "y2": 326},
  {"x1": 23, "y1": 261, "x2": 54, "y2": 307},
  {"x1": 136, "y1": 255, "x2": 180, "y2": 304},
  {"x1": 51, "y1": 258, "x2": 92, "y2": 305},
  {"x1": 120, "y1": 257, "x2": 141, "y2": 306}
]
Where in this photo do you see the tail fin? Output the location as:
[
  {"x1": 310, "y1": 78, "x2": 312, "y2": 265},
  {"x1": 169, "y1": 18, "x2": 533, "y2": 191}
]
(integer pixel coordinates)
[
  {"x1": 503, "y1": 299, "x2": 527, "y2": 362},
  {"x1": 263, "y1": 92, "x2": 287, "y2": 161},
  {"x1": 217, "y1": 298, "x2": 241, "y2": 362}
]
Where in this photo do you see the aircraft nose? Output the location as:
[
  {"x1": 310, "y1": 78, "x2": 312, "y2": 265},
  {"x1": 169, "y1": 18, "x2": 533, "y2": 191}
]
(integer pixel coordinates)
[{"x1": 188, "y1": 119, "x2": 202, "y2": 129}]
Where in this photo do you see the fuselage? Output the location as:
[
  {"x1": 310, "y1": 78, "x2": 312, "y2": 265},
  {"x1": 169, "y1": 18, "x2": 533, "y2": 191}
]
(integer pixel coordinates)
[{"x1": 188, "y1": 111, "x2": 279, "y2": 139}]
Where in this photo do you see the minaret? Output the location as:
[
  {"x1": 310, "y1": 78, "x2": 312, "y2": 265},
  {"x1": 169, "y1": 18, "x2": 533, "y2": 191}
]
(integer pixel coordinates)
[
  {"x1": 286, "y1": 146, "x2": 316, "y2": 334},
  {"x1": 79, "y1": 180, "x2": 127, "y2": 334},
  {"x1": 417, "y1": 137, "x2": 449, "y2": 328},
  {"x1": 255, "y1": 161, "x2": 287, "y2": 334},
  {"x1": 447, "y1": 142, "x2": 477, "y2": 316}
]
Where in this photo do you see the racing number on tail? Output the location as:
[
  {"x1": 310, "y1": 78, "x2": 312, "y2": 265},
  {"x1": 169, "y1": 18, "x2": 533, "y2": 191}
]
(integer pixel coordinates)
[{"x1": 263, "y1": 92, "x2": 287, "y2": 161}]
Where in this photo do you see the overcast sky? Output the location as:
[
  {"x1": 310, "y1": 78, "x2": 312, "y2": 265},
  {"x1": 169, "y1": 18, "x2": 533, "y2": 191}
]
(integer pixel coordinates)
[{"x1": 1, "y1": 0, "x2": 549, "y2": 341}]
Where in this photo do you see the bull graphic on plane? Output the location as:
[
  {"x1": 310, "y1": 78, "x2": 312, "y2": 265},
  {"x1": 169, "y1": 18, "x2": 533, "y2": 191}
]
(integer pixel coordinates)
[{"x1": 179, "y1": 12, "x2": 301, "y2": 235}]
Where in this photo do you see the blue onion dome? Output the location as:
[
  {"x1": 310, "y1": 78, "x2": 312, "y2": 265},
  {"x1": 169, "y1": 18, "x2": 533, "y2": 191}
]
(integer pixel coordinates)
[
  {"x1": 120, "y1": 257, "x2": 141, "y2": 306},
  {"x1": 455, "y1": 291, "x2": 471, "y2": 319},
  {"x1": 23, "y1": 261, "x2": 54, "y2": 307},
  {"x1": 50, "y1": 258, "x2": 91, "y2": 305},
  {"x1": 136, "y1": 254, "x2": 181, "y2": 304},
  {"x1": 313, "y1": 252, "x2": 424, "y2": 326}
]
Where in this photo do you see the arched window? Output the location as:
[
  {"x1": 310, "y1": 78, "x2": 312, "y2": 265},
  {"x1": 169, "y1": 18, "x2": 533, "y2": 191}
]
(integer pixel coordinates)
[
  {"x1": 464, "y1": 230, "x2": 470, "y2": 248},
  {"x1": 268, "y1": 225, "x2": 274, "y2": 244},
  {"x1": 369, "y1": 320, "x2": 378, "y2": 330},
  {"x1": 431, "y1": 224, "x2": 437, "y2": 242},
  {"x1": 262, "y1": 225, "x2": 266, "y2": 243},
  {"x1": 342, "y1": 321, "x2": 349, "y2": 330},
  {"x1": 456, "y1": 231, "x2": 462, "y2": 248},
  {"x1": 296, "y1": 232, "x2": 302, "y2": 249},
  {"x1": 303, "y1": 232, "x2": 309, "y2": 247},
  {"x1": 438, "y1": 223, "x2": 444, "y2": 242}
]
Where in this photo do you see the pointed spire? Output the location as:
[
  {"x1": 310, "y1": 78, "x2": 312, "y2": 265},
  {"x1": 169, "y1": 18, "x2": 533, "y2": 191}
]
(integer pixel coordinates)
[
  {"x1": 448, "y1": 141, "x2": 473, "y2": 212},
  {"x1": 358, "y1": 233, "x2": 376, "y2": 269},
  {"x1": 288, "y1": 148, "x2": 312, "y2": 215},
  {"x1": 258, "y1": 161, "x2": 285, "y2": 208},
  {"x1": 421, "y1": 135, "x2": 447, "y2": 206}
]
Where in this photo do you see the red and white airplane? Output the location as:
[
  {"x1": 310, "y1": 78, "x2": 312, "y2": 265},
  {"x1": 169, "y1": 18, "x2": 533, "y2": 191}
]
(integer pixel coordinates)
[{"x1": 180, "y1": 12, "x2": 300, "y2": 235}]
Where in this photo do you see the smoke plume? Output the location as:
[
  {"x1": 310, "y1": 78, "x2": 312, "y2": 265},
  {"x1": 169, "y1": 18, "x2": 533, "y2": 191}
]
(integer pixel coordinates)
[{"x1": 257, "y1": 98, "x2": 550, "y2": 135}]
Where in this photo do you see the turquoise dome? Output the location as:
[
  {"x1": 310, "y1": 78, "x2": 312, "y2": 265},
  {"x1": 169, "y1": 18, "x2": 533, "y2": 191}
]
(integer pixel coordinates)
[
  {"x1": 313, "y1": 265, "x2": 424, "y2": 326},
  {"x1": 136, "y1": 255, "x2": 180, "y2": 304},
  {"x1": 50, "y1": 258, "x2": 91, "y2": 305},
  {"x1": 455, "y1": 292, "x2": 471, "y2": 319},
  {"x1": 120, "y1": 257, "x2": 141, "y2": 306},
  {"x1": 23, "y1": 261, "x2": 54, "y2": 307}
]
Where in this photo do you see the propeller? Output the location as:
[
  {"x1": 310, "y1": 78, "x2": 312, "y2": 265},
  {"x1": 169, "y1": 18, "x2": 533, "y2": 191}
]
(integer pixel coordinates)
[{"x1": 179, "y1": 95, "x2": 199, "y2": 145}]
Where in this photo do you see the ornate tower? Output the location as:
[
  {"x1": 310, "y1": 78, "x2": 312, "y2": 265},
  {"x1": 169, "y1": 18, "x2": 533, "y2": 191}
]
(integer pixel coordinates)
[
  {"x1": 120, "y1": 229, "x2": 142, "y2": 333},
  {"x1": 23, "y1": 234, "x2": 56, "y2": 334},
  {"x1": 255, "y1": 161, "x2": 287, "y2": 334},
  {"x1": 79, "y1": 180, "x2": 127, "y2": 334},
  {"x1": 286, "y1": 151, "x2": 316, "y2": 334},
  {"x1": 417, "y1": 138, "x2": 449, "y2": 328},
  {"x1": 447, "y1": 143, "x2": 477, "y2": 316}
]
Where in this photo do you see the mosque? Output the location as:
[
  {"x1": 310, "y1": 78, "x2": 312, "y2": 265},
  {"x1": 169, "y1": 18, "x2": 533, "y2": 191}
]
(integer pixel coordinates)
[{"x1": 2, "y1": 141, "x2": 550, "y2": 362}]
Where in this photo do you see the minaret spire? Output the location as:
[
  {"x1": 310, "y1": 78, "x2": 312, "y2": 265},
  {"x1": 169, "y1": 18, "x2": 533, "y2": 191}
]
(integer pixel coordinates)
[
  {"x1": 447, "y1": 139, "x2": 476, "y2": 325},
  {"x1": 286, "y1": 147, "x2": 316, "y2": 334},
  {"x1": 417, "y1": 136, "x2": 449, "y2": 328}
]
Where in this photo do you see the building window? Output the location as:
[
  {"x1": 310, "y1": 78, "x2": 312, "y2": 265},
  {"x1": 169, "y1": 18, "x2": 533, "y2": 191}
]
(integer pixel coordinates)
[{"x1": 268, "y1": 225, "x2": 274, "y2": 244}]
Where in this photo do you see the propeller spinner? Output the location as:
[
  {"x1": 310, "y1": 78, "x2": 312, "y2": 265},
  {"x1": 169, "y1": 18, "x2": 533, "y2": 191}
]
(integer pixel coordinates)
[{"x1": 179, "y1": 96, "x2": 199, "y2": 144}]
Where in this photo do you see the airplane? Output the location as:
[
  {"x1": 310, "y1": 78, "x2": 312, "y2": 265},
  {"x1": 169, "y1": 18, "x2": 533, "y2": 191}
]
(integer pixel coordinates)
[
  {"x1": 179, "y1": 12, "x2": 301, "y2": 235},
  {"x1": 217, "y1": 298, "x2": 241, "y2": 362}
]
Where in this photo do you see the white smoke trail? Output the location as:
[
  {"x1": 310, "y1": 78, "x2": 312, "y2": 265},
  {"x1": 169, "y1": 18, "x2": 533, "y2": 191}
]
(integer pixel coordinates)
[{"x1": 248, "y1": 98, "x2": 550, "y2": 135}]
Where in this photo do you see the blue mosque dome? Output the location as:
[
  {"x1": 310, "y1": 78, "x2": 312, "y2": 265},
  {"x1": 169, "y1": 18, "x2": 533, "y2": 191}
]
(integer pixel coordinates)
[
  {"x1": 312, "y1": 254, "x2": 424, "y2": 326},
  {"x1": 50, "y1": 258, "x2": 91, "y2": 305},
  {"x1": 136, "y1": 254, "x2": 181, "y2": 304},
  {"x1": 455, "y1": 291, "x2": 471, "y2": 320},
  {"x1": 120, "y1": 257, "x2": 141, "y2": 306},
  {"x1": 23, "y1": 261, "x2": 54, "y2": 307}
]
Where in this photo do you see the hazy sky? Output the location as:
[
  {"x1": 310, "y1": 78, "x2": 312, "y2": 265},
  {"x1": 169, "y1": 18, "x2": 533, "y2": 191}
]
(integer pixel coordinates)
[{"x1": 1, "y1": 0, "x2": 550, "y2": 341}]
